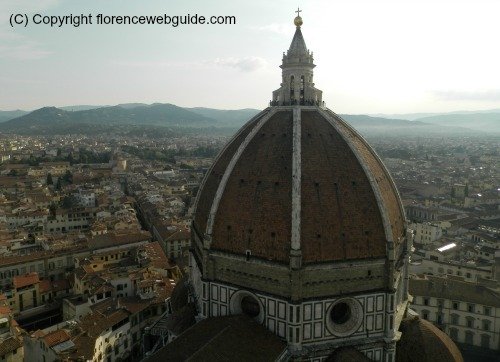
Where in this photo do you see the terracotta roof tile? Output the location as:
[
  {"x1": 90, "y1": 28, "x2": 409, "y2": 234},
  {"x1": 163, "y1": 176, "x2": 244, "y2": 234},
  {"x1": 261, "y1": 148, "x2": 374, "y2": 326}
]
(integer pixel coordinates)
[
  {"x1": 397, "y1": 316, "x2": 463, "y2": 362},
  {"x1": 332, "y1": 111, "x2": 406, "y2": 247},
  {"x1": 194, "y1": 109, "x2": 406, "y2": 264},
  {"x1": 43, "y1": 329, "x2": 71, "y2": 347},
  {"x1": 0, "y1": 306, "x2": 11, "y2": 315},
  {"x1": 39, "y1": 279, "x2": 52, "y2": 293},
  {"x1": 410, "y1": 275, "x2": 500, "y2": 307},
  {"x1": 145, "y1": 315, "x2": 285, "y2": 362},
  {"x1": 211, "y1": 111, "x2": 293, "y2": 262},
  {"x1": 193, "y1": 112, "x2": 265, "y2": 237},
  {"x1": 300, "y1": 111, "x2": 386, "y2": 261},
  {"x1": 0, "y1": 337, "x2": 22, "y2": 357},
  {"x1": 142, "y1": 241, "x2": 170, "y2": 269},
  {"x1": 13, "y1": 272, "x2": 39, "y2": 289}
]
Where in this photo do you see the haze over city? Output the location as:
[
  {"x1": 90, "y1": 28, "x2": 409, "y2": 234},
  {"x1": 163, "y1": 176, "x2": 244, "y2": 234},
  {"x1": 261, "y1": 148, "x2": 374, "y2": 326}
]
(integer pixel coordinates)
[{"x1": 2, "y1": 0, "x2": 500, "y2": 114}]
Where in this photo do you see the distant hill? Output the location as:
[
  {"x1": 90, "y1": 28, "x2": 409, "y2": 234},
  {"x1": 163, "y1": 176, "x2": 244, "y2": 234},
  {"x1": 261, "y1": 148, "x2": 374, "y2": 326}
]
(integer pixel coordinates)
[
  {"x1": 187, "y1": 107, "x2": 261, "y2": 127},
  {"x1": 0, "y1": 110, "x2": 28, "y2": 122},
  {"x1": 371, "y1": 108, "x2": 500, "y2": 121},
  {"x1": 0, "y1": 103, "x2": 491, "y2": 136},
  {"x1": 60, "y1": 105, "x2": 108, "y2": 111},
  {"x1": 0, "y1": 104, "x2": 216, "y2": 134},
  {"x1": 116, "y1": 103, "x2": 149, "y2": 109},
  {"x1": 411, "y1": 113, "x2": 500, "y2": 133},
  {"x1": 338, "y1": 114, "x2": 482, "y2": 136},
  {"x1": 77, "y1": 103, "x2": 214, "y2": 126},
  {"x1": 341, "y1": 114, "x2": 422, "y2": 127}
]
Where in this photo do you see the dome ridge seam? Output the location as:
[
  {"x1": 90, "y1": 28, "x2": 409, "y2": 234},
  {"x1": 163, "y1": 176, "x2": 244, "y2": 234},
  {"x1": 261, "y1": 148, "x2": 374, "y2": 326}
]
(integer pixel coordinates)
[{"x1": 205, "y1": 108, "x2": 280, "y2": 241}]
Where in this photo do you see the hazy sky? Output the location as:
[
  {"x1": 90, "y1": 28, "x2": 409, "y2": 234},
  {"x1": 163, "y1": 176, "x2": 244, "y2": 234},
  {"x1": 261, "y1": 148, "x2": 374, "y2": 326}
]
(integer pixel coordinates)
[{"x1": 1, "y1": 0, "x2": 500, "y2": 114}]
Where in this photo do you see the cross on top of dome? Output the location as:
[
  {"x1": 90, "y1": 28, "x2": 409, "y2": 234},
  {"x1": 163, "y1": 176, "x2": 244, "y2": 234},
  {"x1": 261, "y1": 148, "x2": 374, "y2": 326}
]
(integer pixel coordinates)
[{"x1": 294, "y1": 7, "x2": 303, "y2": 27}]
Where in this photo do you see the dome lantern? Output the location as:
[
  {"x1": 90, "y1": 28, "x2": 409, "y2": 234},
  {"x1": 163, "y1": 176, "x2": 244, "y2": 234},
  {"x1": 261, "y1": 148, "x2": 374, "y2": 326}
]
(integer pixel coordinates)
[{"x1": 272, "y1": 9, "x2": 323, "y2": 106}]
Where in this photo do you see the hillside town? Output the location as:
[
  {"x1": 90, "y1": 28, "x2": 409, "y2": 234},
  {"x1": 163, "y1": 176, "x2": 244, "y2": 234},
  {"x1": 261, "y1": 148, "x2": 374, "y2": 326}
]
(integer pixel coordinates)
[{"x1": 0, "y1": 131, "x2": 497, "y2": 361}]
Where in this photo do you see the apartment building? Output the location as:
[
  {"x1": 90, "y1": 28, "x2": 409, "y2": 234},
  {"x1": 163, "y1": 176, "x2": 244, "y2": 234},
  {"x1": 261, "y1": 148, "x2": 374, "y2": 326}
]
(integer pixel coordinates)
[{"x1": 410, "y1": 275, "x2": 499, "y2": 351}]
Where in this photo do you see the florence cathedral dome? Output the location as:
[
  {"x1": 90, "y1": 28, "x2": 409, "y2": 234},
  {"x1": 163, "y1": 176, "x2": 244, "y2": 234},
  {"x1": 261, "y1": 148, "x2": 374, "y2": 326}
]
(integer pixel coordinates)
[{"x1": 145, "y1": 11, "x2": 463, "y2": 362}]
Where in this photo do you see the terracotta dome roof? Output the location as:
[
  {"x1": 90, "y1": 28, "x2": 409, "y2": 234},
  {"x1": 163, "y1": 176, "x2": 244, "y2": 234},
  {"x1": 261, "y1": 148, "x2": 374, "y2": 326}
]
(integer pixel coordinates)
[
  {"x1": 396, "y1": 316, "x2": 464, "y2": 362},
  {"x1": 193, "y1": 107, "x2": 406, "y2": 264}
]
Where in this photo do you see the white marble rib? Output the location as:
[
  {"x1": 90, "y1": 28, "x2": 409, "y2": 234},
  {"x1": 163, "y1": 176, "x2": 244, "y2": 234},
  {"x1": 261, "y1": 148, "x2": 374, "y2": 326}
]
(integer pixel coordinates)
[
  {"x1": 205, "y1": 107, "x2": 279, "y2": 239},
  {"x1": 291, "y1": 107, "x2": 302, "y2": 251}
]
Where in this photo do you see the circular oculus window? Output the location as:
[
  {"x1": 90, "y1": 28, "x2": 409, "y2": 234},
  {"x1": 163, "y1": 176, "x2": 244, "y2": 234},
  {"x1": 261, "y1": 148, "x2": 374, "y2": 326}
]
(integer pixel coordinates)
[
  {"x1": 229, "y1": 290, "x2": 265, "y2": 324},
  {"x1": 326, "y1": 298, "x2": 363, "y2": 337}
]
